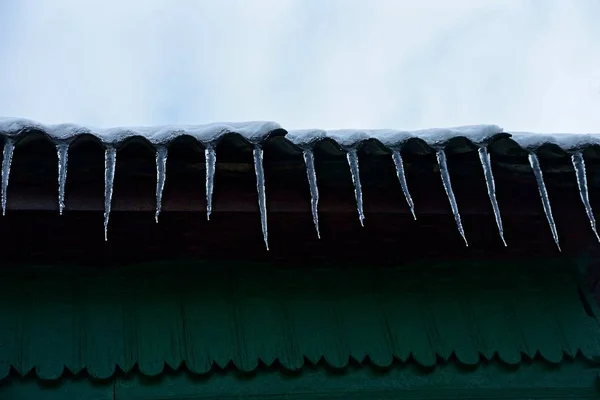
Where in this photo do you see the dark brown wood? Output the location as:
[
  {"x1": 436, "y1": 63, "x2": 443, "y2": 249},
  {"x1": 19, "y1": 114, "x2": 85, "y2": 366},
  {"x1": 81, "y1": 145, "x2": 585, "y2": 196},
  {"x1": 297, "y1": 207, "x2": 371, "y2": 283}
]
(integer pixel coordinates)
[
  {"x1": 2, "y1": 134, "x2": 600, "y2": 270},
  {"x1": 3, "y1": 164, "x2": 597, "y2": 217},
  {"x1": 0, "y1": 209, "x2": 597, "y2": 268}
]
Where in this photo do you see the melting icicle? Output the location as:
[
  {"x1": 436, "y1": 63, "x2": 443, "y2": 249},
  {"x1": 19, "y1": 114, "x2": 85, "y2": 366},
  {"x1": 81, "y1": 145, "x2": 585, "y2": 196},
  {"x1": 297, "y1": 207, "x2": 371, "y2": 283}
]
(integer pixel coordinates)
[
  {"x1": 571, "y1": 152, "x2": 600, "y2": 242},
  {"x1": 477, "y1": 146, "x2": 507, "y2": 246},
  {"x1": 346, "y1": 149, "x2": 365, "y2": 226},
  {"x1": 205, "y1": 145, "x2": 216, "y2": 221},
  {"x1": 436, "y1": 149, "x2": 468, "y2": 246},
  {"x1": 303, "y1": 149, "x2": 320, "y2": 238},
  {"x1": 104, "y1": 146, "x2": 117, "y2": 242},
  {"x1": 391, "y1": 150, "x2": 416, "y2": 220},
  {"x1": 528, "y1": 153, "x2": 561, "y2": 251},
  {"x1": 154, "y1": 146, "x2": 168, "y2": 223},
  {"x1": 1, "y1": 138, "x2": 15, "y2": 216},
  {"x1": 56, "y1": 143, "x2": 69, "y2": 216},
  {"x1": 253, "y1": 145, "x2": 269, "y2": 250}
]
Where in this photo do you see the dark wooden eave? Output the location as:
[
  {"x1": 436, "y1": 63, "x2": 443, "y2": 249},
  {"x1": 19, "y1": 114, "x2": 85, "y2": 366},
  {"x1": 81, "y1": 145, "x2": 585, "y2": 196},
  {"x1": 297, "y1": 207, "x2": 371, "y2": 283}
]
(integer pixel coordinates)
[{"x1": 1, "y1": 135, "x2": 600, "y2": 269}]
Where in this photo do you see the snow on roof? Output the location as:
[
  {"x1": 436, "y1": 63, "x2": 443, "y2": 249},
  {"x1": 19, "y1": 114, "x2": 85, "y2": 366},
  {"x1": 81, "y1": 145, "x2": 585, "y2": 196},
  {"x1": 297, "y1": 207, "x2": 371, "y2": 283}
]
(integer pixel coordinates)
[
  {"x1": 0, "y1": 117, "x2": 282, "y2": 145},
  {"x1": 285, "y1": 125, "x2": 504, "y2": 149},
  {"x1": 509, "y1": 131, "x2": 600, "y2": 151},
  {"x1": 2, "y1": 117, "x2": 600, "y2": 152}
]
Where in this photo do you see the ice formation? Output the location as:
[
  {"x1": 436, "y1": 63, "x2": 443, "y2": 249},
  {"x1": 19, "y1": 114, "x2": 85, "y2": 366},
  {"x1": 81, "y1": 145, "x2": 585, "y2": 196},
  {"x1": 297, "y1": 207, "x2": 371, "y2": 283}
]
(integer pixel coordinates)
[
  {"x1": 56, "y1": 143, "x2": 69, "y2": 215},
  {"x1": 346, "y1": 149, "x2": 365, "y2": 226},
  {"x1": 436, "y1": 149, "x2": 468, "y2": 246},
  {"x1": 302, "y1": 149, "x2": 321, "y2": 238},
  {"x1": 571, "y1": 152, "x2": 600, "y2": 242},
  {"x1": 391, "y1": 150, "x2": 416, "y2": 220},
  {"x1": 104, "y1": 146, "x2": 117, "y2": 241},
  {"x1": 1, "y1": 139, "x2": 14, "y2": 216},
  {"x1": 253, "y1": 146, "x2": 269, "y2": 250},
  {"x1": 205, "y1": 145, "x2": 217, "y2": 221},
  {"x1": 528, "y1": 153, "x2": 561, "y2": 251},
  {"x1": 155, "y1": 146, "x2": 168, "y2": 223},
  {"x1": 478, "y1": 146, "x2": 506, "y2": 246}
]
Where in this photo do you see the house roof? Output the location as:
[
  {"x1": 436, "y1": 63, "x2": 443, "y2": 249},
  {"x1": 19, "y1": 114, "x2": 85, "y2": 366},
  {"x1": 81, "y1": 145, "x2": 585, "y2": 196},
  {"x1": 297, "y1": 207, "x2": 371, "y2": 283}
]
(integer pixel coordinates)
[
  {"x1": 0, "y1": 259, "x2": 598, "y2": 381},
  {"x1": 1, "y1": 117, "x2": 600, "y2": 256}
]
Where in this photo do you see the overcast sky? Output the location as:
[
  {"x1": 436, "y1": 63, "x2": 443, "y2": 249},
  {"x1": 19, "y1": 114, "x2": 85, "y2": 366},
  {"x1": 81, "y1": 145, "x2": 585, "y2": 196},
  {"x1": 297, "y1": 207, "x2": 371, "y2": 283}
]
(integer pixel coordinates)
[{"x1": 0, "y1": 0, "x2": 598, "y2": 132}]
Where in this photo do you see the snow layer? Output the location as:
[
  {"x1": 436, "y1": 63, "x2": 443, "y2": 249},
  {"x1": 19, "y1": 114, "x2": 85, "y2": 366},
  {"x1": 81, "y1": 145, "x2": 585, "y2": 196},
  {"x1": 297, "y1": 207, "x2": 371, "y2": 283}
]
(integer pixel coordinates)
[
  {"x1": 410, "y1": 125, "x2": 503, "y2": 148},
  {"x1": 0, "y1": 117, "x2": 281, "y2": 145},
  {"x1": 3, "y1": 117, "x2": 600, "y2": 153},
  {"x1": 510, "y1": 132, "x2": 600, "y2": 151},
  {"x1": 287, "y1": 125, "x2": 503, "y2": 149},
  {"x1": 285, "y1": 129, "x2": 328, "y2": 147}
]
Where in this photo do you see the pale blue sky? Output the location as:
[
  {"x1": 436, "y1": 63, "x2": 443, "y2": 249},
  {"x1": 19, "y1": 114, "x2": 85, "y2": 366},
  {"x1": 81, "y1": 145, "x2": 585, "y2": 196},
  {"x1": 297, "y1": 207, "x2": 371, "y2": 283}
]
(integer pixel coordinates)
[{"x1": 0, "y1": 0, "x2": 598, "y2": 132}]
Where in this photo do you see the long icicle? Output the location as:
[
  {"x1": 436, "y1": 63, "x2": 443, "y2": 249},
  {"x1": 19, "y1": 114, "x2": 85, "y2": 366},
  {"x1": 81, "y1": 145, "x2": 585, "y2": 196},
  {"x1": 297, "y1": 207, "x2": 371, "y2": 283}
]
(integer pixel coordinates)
[
  {"x1": 303, "y1": 149, "x2": 320, "y2": 238},
  {"x1": 104, "y1": 146, "x2": 117, "y2": 242},
  {"x1": 477, "y1": 146, "x2": 507, "y2": 246},
  {"x1": 571, "y1": 152, "x2": 600, "y2": 242},
  {"x1": 436, "y1": 149, "x2": 468, "y2": 246},
  {"x1": 253, "y1": 145, "x2": 269, "y2": 250},
  {"x1": 154, "y1": 146, "x2": 168, "y2": 223},
  {"x1": 1, "y1": 139, "x2": 15, "y2": 216},
  {"x1": 391, "y1": 149, "x2": 416, "y2": 220},
  {"x1": 528, "y1": 153, "x2": 561, "y2": 251},
  {"x1": 346, "y1": 149, "x2": 365, "y2": 226},
  {"x1": 205, "y1": 145, "x2": 216, "y2": 221},
  {"x1": 56, "y1": 142, "x2": 69, "y2": 216}
]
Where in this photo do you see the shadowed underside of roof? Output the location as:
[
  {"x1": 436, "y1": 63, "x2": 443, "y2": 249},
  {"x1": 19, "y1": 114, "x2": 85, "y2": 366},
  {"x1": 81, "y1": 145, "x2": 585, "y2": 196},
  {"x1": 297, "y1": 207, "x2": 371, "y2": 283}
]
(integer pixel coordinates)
[{"x1": 0, "y1": 260, "x2": 599, "y2": 382}]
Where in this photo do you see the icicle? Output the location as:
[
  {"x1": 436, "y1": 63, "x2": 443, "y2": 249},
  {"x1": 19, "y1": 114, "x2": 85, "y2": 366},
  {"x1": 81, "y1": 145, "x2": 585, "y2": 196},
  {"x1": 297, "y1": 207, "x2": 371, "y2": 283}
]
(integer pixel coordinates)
[
  {"x1": 303, "y1": 149, "x2": 321, "y2": 238},
  {"x1": 477, "y1": 146, "x2": 506, "y2": 246},
  {"x1": 205, "y1": 145, "x2": 216, "y2": 221},
  {"x1": 154, "y1": 146, "x2": 168, "y2": 223},
  {"x1": 391, "y1": 150, "x2": 416, "y2": 220},
  {"x1": 1, "y1": 138, "x2": 15, "y2": 216},
  {"x1": 104, "y1": 146, "x2": 117, "y2": 242},
  {"x1": 571, "y1": 152, "x2": 600, "y2": 242},
  {"x1": 253, "y1": 145, "x2": 269, "y2": 250},
  {"x1": 528, "y1": 153, "x2": 561, "y2": 251},
  {"x1": 436, "y1": 149, "x2": 468, "y2": 246},
  {"x1": 56, "y1": 142, "x2": 69, "y2": 216},
  {"x1": 346, "y1": 149, "x2": 365, "y2": 226}
]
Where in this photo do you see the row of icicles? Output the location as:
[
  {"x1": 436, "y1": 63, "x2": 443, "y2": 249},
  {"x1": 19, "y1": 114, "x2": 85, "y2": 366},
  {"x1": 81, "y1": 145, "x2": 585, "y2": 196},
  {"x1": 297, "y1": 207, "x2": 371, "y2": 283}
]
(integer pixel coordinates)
[{"x1": 0, "y1": 137, "x2": 598, "y2": 251}]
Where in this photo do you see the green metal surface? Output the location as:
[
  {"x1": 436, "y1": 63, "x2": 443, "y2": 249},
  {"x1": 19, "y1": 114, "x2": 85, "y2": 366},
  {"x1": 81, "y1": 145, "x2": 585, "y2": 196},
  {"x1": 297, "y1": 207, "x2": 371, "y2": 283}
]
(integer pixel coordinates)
[
  {"x1": 113, "y1": 359, "x2": 600, "y2": 400},
  {"x1": 0, "y1": 259, "x2": 598, "y2": 383},
  {"x1": 2, "y1": 359, "x2": 600, "y2": 399}
]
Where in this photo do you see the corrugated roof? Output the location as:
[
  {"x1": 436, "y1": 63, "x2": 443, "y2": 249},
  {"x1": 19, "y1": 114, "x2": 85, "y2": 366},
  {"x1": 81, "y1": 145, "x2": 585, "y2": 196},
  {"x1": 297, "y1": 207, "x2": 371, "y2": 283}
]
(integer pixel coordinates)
[
  {"x1": 1, "y1": 117, "x2": 600, "y2": 251},
  {"x1": 0, "y1": 260, "x2": 598, "y2": 381}
]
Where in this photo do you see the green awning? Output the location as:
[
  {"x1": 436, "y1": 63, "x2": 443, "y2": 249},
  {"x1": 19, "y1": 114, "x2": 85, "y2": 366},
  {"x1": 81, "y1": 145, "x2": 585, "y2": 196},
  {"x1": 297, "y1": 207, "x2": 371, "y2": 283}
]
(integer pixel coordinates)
[{"x1": 0, "y1": 260, "x2": 599, "y2": 381}]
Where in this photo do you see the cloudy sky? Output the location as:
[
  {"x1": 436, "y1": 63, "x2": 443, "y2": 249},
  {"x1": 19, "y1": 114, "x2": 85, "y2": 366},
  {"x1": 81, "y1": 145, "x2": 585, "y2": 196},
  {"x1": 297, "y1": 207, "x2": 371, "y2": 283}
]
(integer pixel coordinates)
[{"x1": 0, "y1": 0, "x2": 598, "y2": 132}]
